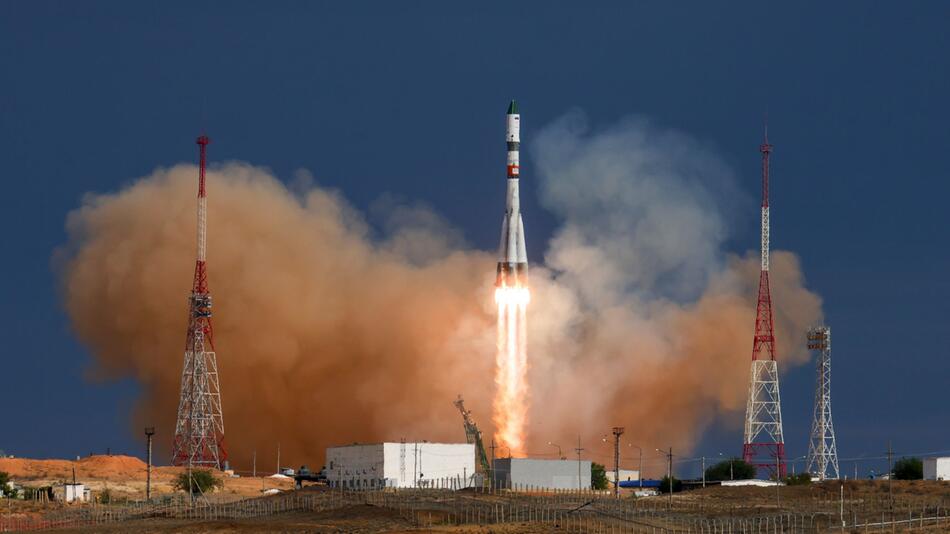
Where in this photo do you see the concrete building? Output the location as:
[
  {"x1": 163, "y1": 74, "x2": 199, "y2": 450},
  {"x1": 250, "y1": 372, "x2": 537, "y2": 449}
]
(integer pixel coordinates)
[
  {"x1": 924, "y1": 457, "x2": 950, "y2": 481},
  {"x1": 492, "y1": 458, "x2": 591, "y2": 490},
  {"x1": 326, "y1": 442, "x2": 475, "y2": 489}
]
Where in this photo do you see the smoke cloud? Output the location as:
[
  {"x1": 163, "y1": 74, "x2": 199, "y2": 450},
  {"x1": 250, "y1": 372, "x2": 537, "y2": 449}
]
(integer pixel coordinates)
[
  {"x1": 58, "y1": 114, "x2": 821, "y2": 472},
  {"x1": 524, "y1": 112, "x2": 821, "y2": 464}
]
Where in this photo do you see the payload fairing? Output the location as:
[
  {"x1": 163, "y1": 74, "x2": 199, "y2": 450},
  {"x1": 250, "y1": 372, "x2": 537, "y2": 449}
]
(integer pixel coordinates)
[{"x1": 496, "y1": 100, "x2": 529, "y2": 287}]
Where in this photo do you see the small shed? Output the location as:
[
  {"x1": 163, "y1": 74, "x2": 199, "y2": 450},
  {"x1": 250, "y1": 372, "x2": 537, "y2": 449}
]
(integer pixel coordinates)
[{"x1": 62, "y1": 483, "x2": 89, "y2": 503}]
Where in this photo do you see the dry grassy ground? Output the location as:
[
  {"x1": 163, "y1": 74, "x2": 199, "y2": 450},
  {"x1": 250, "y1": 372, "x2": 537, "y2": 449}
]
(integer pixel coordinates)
[
  {"x1": 0, "y1": 455, "x2": 293, "y2": 500},
  {"x1": 3, "y1": 459, "x2": 950, "y2": 533}
]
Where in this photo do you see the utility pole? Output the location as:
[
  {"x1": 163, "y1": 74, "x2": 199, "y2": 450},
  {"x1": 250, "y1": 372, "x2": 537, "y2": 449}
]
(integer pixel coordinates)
[
  {"x1": 144, "y1": 427, "x2": 155, "y2": 501},
  {"x1": 276, "y1": 442, "x2": 281, "y2": 475},
  {"x1": 702, "y1": 456, "x2": 706, "y2": 488},
  {"x1": 574, "y1": 435, "x2": 585, "y2": 491},
  {"x1": 886, "y1": 441, "x2": 893, "y2": 502},
  {"x1": 490, "y1": 440, "x2": 496, "y2": 491},
  {"x1": 252, "y1": 449, "x2": 257, "y2": 478},
  {"x1": 839, "y1": 483, "x2": 845, "y2": 528},
  {"x1": 630, "y1": 445, "x2": 643, "y2": 489},
  {"x1": 611, "y1": 428, "x2": 624, "y2": 498},
  {"x1": 657, "y1": 448, "x2": 673, "y2": 508},
  {"x1": 666, "y1": 448, "x2": 673, "y2": 509},
  {"x1": 776, "y1": 452, "x2": 781, "y2": 508}
]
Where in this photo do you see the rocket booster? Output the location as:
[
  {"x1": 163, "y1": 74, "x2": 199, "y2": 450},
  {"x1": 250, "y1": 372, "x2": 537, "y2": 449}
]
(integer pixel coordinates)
[{"x1": 496, "y1": 100, "x2": 528, "y2": 287}]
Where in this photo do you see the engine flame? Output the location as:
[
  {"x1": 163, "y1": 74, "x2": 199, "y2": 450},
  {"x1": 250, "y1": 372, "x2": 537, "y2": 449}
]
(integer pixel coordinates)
[
  {"x1": 494, "y1": 286, "x2": 531, "y2": 306},
  {"x1": 492, "y1": 285, "x2": 529, "y2": 457}
]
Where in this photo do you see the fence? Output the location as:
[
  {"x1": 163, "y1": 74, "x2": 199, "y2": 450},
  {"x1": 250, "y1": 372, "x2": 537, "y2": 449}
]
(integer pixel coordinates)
[{"x1": 2, "y1": 485, "x2": 950, "y2": 533}]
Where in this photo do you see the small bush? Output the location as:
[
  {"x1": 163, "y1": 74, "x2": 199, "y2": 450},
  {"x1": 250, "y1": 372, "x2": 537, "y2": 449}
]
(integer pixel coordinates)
[
  {"x1": 659, "y1": 476, "x2": 682, "y2": 493},
  {"x1": 893, "y1": 457, "x2": 923, "y2": 480},
  {"x1": 0, "y1": 472, "x2": 17, "y2": 498},
  {"x1": 705, "y1": 458, "x2": 757, "y2": 481},
  {"x1": 785, "y1": 473, "x2": 812, "y2": 486},
  {"x1": 174, "y1": 470, "x2": 223, "y2": 495}
]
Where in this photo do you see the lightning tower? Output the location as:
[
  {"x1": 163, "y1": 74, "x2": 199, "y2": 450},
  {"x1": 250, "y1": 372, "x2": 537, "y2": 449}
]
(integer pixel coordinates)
[
  {"x1": 805, "y1": 326, "x2": 839, "y2": 480},
  {"x1": 171, "y1": 135, "x2": 227, "y2": 470},
  {"x1": 742, "y1": 127, "x2": 787, "y2": 478}
]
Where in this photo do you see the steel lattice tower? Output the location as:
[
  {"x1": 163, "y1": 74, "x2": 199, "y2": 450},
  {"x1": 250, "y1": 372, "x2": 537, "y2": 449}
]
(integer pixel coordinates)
[
  {"x1": 171, "y1": 135, "x2": 227, "y2": 469},
  {"x1": 805, "y1": 326, "x2": 839, "y2": 480},
  {"x1": 742, "y1": 127, "x2": 787, "y2": 478}
]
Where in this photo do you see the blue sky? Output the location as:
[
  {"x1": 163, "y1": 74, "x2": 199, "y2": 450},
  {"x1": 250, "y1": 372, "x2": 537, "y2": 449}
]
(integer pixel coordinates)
[{"x1": 1, "y1": 2, "x2": 948, "y2": 475}]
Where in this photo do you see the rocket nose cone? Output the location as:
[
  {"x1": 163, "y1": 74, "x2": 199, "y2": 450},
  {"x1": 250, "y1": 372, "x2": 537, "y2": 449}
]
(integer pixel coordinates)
[{"x1": 507, "y1": 100, "x2": 518, "y2": 115}]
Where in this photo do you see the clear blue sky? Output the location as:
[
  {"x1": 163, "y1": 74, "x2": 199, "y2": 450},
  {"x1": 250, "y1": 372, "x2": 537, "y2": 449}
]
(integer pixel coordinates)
[{"x1": 2, "y1": 2, "x2": 948, "y2": 475}]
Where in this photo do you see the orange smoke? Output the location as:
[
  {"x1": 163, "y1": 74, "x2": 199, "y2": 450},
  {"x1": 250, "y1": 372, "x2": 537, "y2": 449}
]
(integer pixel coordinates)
[
  {"x1": 492, "y1": 286, "x2": 530, "y2": 456},
  {"x1": 57, "y1": 116, "x2": 823, "y2": 473},
  {"x1": 58, "y1": 164, "x2": 497, "y2": 468}
]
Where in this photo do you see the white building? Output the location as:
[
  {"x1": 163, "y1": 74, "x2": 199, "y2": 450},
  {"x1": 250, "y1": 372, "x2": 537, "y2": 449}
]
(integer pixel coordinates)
[
  {"x1": 326, "y1": 442, "x2": 475, "y2": 489},
  {"x1": 924, "y1": 457, "x2": 950, "y2": 481},
  {"x1": 493, "y1": 458, "x2": 591, "y2": 490}
]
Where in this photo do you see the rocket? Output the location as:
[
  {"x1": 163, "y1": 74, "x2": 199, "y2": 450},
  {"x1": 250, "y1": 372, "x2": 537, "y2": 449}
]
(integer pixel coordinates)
[{"x1": 496, "y1": 100, "x2": 529, "y2": 287}]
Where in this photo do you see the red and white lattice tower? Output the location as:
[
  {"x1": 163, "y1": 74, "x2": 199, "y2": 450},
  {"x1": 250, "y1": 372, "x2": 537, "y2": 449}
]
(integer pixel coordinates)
[
  {"x1": 171, "y1": 135, "x2": 227, "y2": 469},
  {"x1": 742, "y1": 127, "x2": 786, "y2": 478}
]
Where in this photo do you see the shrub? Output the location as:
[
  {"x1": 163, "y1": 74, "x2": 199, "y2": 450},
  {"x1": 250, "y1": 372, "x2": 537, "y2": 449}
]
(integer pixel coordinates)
[
  {"x1": 785, "y1": 473, "x2": 812, "y2": 486},
  {"x1": 893, "y1": 458, "x2": 923, "y2": 480},
  {"x1": 591, "y1": 463, "x2": 608, "y2": 490},
  {"x1": 659, "y1": 476, "x2": 682, "y2": 493},
  {"x1": 705, "y1": 458, "x2": 757, "y2": 481},
  {"x1": 0, "y1": 472, "x2": 17, "y2": 498},
  {"x1": 174, "y1": 469, "x2": 223, "y2": 495}
]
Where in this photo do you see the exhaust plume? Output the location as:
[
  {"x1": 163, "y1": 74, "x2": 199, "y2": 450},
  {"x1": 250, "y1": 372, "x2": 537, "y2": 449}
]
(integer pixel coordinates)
[
  {"x1": 525, "y1": 112, "x2": 821, "y2": 465},
  {"x1": 59, "y1": 114, "x2": 821, "y2": 472}
]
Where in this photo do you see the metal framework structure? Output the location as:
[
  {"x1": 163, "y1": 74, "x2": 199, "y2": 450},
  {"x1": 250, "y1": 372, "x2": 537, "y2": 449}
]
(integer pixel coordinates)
[
  {"x1": 453, "y1": 395, "x2": 491, "y2": 475},
  {"x1": 742, "y1": 127, "x2": 787, "y2": 478},
  {"x1": 805, "y1": 326, "x2": 839, "y2": 480},
  {"x1": 171, "y1": 135, "x2": 227, "y2": 469}
]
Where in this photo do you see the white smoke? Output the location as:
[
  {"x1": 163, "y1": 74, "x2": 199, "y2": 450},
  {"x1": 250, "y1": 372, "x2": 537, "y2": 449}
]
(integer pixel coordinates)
[
  {"x1": 521, "y1": 111, "x2": 820, "y2": 459},
  {"x1": 534, "y1": 111, "x2": 748, "y2": 302}
]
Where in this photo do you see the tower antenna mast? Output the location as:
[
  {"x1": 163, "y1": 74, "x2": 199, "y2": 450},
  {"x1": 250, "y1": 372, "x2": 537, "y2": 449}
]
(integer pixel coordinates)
[
  {"x1": 171, "y1": 135, "x2": 227, "y2": 470},
  {"x1": 742, "y1": 125, "x2": 787, "y2": 478},
  {"x1": 806, "y1": 326, "x2": 839, "y2": 479}
]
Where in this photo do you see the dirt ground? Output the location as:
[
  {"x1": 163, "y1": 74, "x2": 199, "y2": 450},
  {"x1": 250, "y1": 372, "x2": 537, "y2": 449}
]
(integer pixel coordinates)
[
  {"x1": 3, "y1": 459, "x2": 950, "y2": 533},
  {"x1": 33, "y1": 505, "x2": 557, "y2": 533},
  {"x1": 0, "y1": 455, "x2": 293, "y2": 500}
]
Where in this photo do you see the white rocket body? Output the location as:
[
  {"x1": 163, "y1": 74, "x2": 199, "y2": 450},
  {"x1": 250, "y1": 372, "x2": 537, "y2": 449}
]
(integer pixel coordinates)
[{"x1": 496, "y1": 101, "x2": 529, "y2": 287}]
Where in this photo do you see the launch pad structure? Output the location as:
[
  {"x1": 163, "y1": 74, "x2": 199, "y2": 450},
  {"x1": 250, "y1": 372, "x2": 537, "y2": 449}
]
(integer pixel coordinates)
[{"x1": 453, "y1": 395, "x2": 491, "y2": 475}]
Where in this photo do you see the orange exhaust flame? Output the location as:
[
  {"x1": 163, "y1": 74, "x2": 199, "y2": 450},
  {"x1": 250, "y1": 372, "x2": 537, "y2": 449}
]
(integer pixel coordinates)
[{"x1": 492, "y1": 285, "x2": 530, "y2": 456}]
